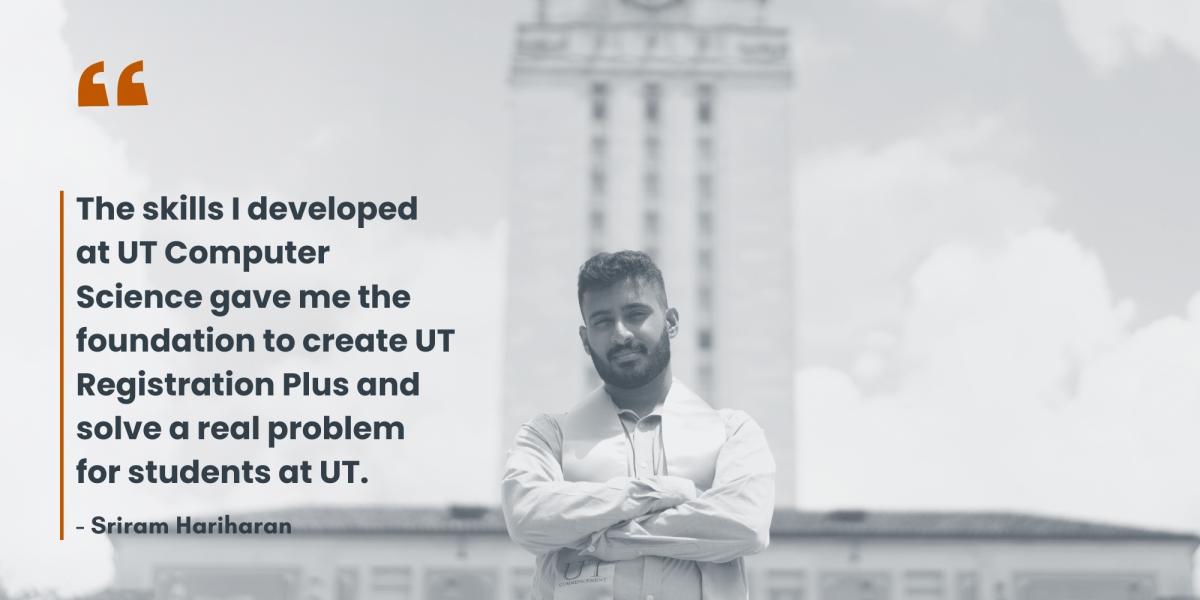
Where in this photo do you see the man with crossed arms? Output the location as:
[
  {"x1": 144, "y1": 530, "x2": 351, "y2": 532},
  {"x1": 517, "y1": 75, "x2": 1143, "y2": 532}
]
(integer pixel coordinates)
[{"x1": 502, "y1": 251, "x2": 776, "y2": 600}]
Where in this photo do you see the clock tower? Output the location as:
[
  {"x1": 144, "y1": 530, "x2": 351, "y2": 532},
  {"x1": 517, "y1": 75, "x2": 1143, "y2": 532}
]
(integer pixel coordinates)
[{"x1": 503, "y1": 0, "x2": 797, "y2": 506}]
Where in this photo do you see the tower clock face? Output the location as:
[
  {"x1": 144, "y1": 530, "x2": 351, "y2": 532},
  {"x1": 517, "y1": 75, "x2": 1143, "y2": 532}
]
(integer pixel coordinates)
[{"x1": 624, "y1": 0, "x2": 683, "y2": 10}]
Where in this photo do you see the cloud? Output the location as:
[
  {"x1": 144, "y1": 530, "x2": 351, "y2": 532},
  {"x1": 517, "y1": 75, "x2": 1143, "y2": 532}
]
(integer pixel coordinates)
[
  {"x1": 899, "y1": 229, "x2": 1133, "y2": 407},
  {"x1": 880, "y1": 0, "x2": 1200, "y2": 72},
  {"x1": 1057, "y1": 0, "x2": 1200, "y2": 72},
  {"x1": 794, "y1": 117, "x2": 1054, "y2": 364},
  {"x1": 0, "y1": 0, "x2": 148, "y2": 594},
  {"x1": 797, "y1": 226, "x2": 1200, "y2": 539}
]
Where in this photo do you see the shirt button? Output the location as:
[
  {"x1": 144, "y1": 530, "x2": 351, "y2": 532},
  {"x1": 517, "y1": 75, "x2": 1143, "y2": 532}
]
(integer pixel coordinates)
[{"x1": 647, "y1": 595, "x2": 654, "y2": 600}]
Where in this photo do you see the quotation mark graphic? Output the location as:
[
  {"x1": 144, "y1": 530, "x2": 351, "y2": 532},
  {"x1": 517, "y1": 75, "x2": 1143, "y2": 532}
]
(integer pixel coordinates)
[{"x1": 78, "y1": 60, "x2": 148, "y2": 107}]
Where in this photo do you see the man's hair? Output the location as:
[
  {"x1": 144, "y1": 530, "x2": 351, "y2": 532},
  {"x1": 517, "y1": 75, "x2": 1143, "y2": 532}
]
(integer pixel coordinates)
[{"x1": 577, "y1": 250, "x2": 668, "y2": 309}]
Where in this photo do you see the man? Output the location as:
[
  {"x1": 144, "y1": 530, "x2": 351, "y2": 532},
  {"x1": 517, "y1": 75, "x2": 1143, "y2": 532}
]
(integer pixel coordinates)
[{"x1": 501, "y1": 250, "x2": 776, "y2": 600}]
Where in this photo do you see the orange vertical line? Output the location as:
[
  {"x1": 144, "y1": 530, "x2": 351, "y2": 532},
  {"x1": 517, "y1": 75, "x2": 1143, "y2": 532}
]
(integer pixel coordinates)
[{"x1": 59, "y1": 189, "x2": 65, "y2": 541}]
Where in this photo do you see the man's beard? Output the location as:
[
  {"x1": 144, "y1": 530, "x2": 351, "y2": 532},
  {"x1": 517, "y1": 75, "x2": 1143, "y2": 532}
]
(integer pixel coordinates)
[{"x1": 590, "y1": 328, "x2": 671, "y2": 390}]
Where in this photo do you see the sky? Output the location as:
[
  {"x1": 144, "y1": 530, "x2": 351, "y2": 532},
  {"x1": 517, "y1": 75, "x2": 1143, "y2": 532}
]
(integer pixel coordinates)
[{"x1": 1, "y1": 0, "x2": 1198, "y2": 594}]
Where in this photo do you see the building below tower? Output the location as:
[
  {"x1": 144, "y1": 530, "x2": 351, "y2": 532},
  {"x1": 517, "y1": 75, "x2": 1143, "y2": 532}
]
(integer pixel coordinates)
[{"x1": 99, "y1": 505, "x2": 1200, "y2": 600}]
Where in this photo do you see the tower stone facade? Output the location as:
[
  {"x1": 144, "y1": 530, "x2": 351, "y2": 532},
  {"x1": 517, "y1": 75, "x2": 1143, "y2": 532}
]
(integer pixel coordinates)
[{"x1": 503, "y1": 0, "x2": 796, "y2": 505}]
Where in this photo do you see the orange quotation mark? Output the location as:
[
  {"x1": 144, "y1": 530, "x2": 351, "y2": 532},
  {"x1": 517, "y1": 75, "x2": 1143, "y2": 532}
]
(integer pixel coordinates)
[{"x1": 78, "y1": 60, "x2": 148, "y2": 107}]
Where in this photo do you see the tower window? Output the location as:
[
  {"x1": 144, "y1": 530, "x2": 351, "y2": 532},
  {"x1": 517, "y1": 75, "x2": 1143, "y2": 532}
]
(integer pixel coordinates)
[
  {"x1": 645, "y1": 82, "x2": 661, "y2": 124},
  {"x1": 698, "y1": 210, "x2": 713, "y2": 236},
  {"x1": 590, "y1": 170, "x2": 606, "y2": 195},
  {"x1": 698, "y1": 285, "x2": 713, "y2": 311},
  {"x1": 698, "y1": 173, "x2": 713, "y2": 200},
  {"x1": 644, "y1": 171, "x2": 660, "y2": 197},
  {"x1": 643, "y1": 211, "x2": 660, "y2": 236},
  {"x1": 697, "y1": 362, "x2": 714, "y2": 399},
  {"x1": 591, "y1": 82, "x2": 609, "y2": 123},
  {"x1": 645, "y1": 136, "x2": 660, "y2": 160},
  {"x1": 697, "y1": 83, "x2": 714, "y2": 124},
  {"x1": 698, "y1": 329, "x2": 713, "y2": 349},
  {"x1": 590, "y1": 209, "x2": 605, "y2": 234},
  {"x1": 591, "y1": 135, "x2": 607, "y2": 156}
]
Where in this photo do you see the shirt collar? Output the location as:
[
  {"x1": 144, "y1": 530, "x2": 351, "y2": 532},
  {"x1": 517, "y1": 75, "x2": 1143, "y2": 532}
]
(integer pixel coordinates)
[{"x1": 606, "y1": 377, "x2": 695, "y2": 422}]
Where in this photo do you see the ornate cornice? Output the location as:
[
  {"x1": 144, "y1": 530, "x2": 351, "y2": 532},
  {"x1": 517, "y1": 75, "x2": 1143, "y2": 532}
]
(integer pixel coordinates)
[{"x1": 512, "y1": 22, "x2": 792, "y2": 81}]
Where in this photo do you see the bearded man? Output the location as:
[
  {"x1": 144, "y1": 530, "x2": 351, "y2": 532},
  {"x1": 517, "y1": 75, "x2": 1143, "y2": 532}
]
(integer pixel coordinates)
[{"x1": 502, "y1": 250, "x2": 776, "y2": 600}]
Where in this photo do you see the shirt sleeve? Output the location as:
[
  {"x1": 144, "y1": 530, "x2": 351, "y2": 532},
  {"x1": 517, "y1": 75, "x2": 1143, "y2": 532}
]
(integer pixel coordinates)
[
  {"x1": 500, "y1": 413, "x2": 699, "y2": 555},
  {"x1": 582, "y1": 410, "x2": 776, "y2": 563}
]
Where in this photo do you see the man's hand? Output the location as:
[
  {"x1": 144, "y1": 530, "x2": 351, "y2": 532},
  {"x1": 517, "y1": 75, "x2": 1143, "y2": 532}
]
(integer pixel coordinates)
[
  {"x1": 644, "y1": 475, "x2": 698, "y2": 512},
  {"x1": 502, "y1": 416, "x2": 707, "y2": 555},
  {"x1": 578, "y1": 410, "x2": 776, "y2": 564}
]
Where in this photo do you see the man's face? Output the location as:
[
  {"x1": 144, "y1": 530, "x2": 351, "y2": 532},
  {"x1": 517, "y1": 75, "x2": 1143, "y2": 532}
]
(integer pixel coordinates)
[{"x1": 579, "y1": 277, "x2": 678, "y2": 389}]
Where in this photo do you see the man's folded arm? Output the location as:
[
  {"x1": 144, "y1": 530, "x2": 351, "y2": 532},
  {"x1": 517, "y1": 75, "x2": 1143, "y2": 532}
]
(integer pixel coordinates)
[
  {"x1": 501, "y1": 414, "x2": 697, "y2": 555},
  {"x1": 583, "y1": 411, "x2": 775, "y2": 563}
]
